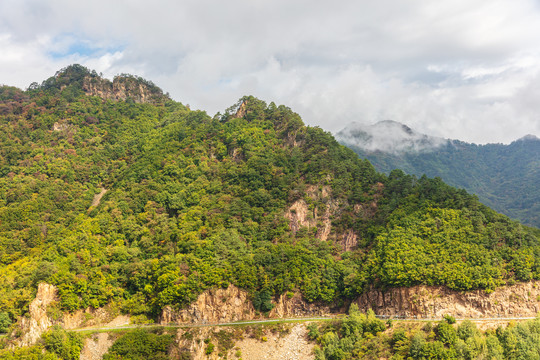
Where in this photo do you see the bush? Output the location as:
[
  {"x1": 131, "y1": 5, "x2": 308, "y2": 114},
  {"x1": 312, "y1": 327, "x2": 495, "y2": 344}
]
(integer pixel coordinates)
[
  {"x1": 42, "y1": 326, "x2": 83, "y2": 360},
  {"x1": 253, "y1": 289, "x2": 274, "y2": 312},
  {"x1": 0, "y1": 312, "x2": 11, "y2": 333},
  {"x1": 103, "y1": 329, "x2": 173, "y2": 360},
  {"x1": 436, "y1": 321, "x2": 457, "y2": 346},
  {"x1": 443, "y1": 314, "x2": 456, "y2": 324}
]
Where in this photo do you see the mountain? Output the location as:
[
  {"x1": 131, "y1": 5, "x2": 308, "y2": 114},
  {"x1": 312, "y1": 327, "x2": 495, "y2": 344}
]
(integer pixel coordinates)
[
  {"x1": 336, "y1": 120, "x2": 449, "y2": 154},
  {"x1": 337, "y1": 121, "x2": 540, "y2": 227},
  {"x1": 0, "y1": 65, "x2": 540, "y2": 356}
]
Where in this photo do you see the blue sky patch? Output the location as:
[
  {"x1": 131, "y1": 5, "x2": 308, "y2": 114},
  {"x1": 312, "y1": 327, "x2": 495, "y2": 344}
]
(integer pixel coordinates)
[{"x1": 48, "y1": 34, "x2": 123, "y2": 59}]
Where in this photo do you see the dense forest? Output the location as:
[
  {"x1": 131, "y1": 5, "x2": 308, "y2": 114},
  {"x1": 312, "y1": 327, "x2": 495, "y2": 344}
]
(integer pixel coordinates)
[
  {"x1": 0, "y1": 65, "x2": 539, "y2": 352},
  {"x1": 337, "y1": 121, "x2": 540, "y2": 227},
  {"x1": 309, "y1": 306, "x2": 540, "y2": 360}
]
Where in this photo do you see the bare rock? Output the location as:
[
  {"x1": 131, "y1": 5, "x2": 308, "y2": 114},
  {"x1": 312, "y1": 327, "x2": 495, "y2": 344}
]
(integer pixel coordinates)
[
  {"x1": 356, "y1": 281, "x2": 540, "y2": 318},
  {"x1": 16, "y1": 283, "x2": 57, "y2": 347},
  {"x1": 161, "y1": 285, "x2": 256, "y2": 325},
  {"x1": 80, "y1": 333, "x2": 115, "y2": 360}
]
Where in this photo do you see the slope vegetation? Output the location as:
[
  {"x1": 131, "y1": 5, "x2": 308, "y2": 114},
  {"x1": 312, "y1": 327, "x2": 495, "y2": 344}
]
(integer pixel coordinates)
[
  {"x1": 0, "y1": 66, "x2": 539, "y2": 349},
  {"x1": 337, "y1": 121, "x2": 540, "y2": 227}
]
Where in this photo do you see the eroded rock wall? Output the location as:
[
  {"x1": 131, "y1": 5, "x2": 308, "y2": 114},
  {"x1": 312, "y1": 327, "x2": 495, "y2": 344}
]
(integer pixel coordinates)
[
  {"x1": 17, "y1": 283, "x2": 57, "y2": 347},
  {"x1": 160, "y1": 285, "x2": 333, "y2": 325},
  {"x1": 356, "y1": 281, "x2": 540, "y2": 318},
  {"x1": 81, "y1": 76, "x2": 166, "y2": 104},
  {"x1": 14, "y1": 283, "x2": 129, "y2": 347}
]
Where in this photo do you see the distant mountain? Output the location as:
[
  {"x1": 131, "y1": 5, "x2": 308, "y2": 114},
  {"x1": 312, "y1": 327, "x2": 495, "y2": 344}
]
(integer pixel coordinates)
[
  {"x1": 336, "y1": 120, "x2": 449, "y2": 153},
  {"x1": 337, "y1": 121, "x2": 540, "y2": 227}
]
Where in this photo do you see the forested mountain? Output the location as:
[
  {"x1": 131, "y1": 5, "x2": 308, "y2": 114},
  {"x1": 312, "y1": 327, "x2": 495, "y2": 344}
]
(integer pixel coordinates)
[
  {"x1": 337, "y1": 121, "x2": 540, "y2": 227},
  {"x1": 0, "y1": 65, "x2": 539, "y2": 353}
]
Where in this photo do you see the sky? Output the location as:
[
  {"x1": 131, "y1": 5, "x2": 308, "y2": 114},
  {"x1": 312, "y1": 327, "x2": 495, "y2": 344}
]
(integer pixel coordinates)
[{"x1": 1, "y1": 0, "x2": 540, "y2": 144}]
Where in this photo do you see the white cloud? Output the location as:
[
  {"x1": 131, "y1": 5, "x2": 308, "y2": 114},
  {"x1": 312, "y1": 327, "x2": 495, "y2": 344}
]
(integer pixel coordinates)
[{"x1": 1, "y1": 0, "x2": 540, "y2": 143}]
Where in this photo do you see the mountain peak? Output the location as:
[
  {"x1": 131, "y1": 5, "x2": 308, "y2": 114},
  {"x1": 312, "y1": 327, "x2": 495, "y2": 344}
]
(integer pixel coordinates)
[
  {"x1": 335, "y1": 120, "x2": 448, "y2": 154},
  {"x1": 516, "y1": 134, "x2": 539, "y2": 142},
  {"x1": 29, "y1": 64, "x2": 169, "y2": 104}
]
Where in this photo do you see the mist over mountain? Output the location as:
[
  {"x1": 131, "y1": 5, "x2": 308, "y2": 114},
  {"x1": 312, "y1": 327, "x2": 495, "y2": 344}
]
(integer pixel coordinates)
[
  {"x1": 336, "y1": 120, "x2": 449, "y2": 154},
  {"x1": 338, "y1": 121, "x2": 540, "y2": 227}
]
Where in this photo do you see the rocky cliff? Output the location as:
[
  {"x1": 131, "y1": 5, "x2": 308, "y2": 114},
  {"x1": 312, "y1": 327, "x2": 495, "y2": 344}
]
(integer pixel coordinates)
[
  {"x1": 82, "y1": 75, "x2": 167, "y2": 104},
  {"x1": 283, "y1": 184, "x2": 379, "y2": 252},
  {"x1": 356, "y1": 281, "x2": 540, "y2": 318},
  {"x1": 160, "y1": 285, "x2": 331, "y2": 325},
  {"x1": 161, "y1": 281, "x2": 540, "y2": 325},
  {"x1": 14, "y1": 280, "x2": 540, "y2": 353},
  {"x1": 14, "y1": 283, "x2": 129, "y2": 347},
  {"x1": 16, "y1": 283, "x2": 57, "y2": 347}
]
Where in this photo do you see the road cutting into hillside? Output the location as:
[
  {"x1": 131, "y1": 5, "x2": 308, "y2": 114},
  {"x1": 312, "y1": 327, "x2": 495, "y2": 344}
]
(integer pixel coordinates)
[{"x1": 72, "y1": 314, "x2": 538, "y2": 333}]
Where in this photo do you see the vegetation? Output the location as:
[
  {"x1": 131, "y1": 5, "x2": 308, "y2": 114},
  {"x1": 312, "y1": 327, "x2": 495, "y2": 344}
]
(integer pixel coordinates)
[
  {"x1": 342, "y1": 132, "x2": 540, "y2": 227},
  {"x1": 0, "y1": 65, "x2": 538, "y2": 346},
  {"x1": 102, "y1": 329, "x2": 174, "y2": 360},
  {"x1": 309, "y1": 308, "x2": 540, "y2": 359}
]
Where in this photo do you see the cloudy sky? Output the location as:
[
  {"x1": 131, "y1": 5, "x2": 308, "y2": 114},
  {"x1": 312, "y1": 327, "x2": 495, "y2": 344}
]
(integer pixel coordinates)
[{"x1": 1, "y1": 0, "x2": 540, "y2": 144}]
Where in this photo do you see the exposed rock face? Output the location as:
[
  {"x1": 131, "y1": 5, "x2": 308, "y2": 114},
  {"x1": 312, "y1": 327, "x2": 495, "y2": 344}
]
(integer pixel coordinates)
[
  {"x1": 356, "y1": 281, "x2": 540, "y2": 318},
  {"x1": 52, "y1": 121, "x2": 72, "y2": 132},
  {"x1": 14, "y1": 283, "x2": 129, "y2": 347},
  {"x1": 270, "y1": 292, "x2": 333, "y2": 318},
  {"x1": 285, "y1": 185, "x2": 336, "y2": 241},
  {"x1": 82, "y1": 75, "x2": 166, "y2": 104},
  {"x1": 172, "y1": 327, "x2": 216, "y2": 360},
  {"x1": 340, "y1": 229, "x2": 358, "y2": 252},
  {"x1": 80, "y1": 333, "x2": 115, "y2": 360},
  {"x1": 160, "y1": 285, "x2": 332, "y2": 325},
  {"x1": 160, "y1": 285, "x2": 256, "y2": 325},
  {"x1": 171, "y1": 323, "x2": 314, "y2": 360},
  {"x1": 17, "y1": 283, "x2": 57, "y2": 347},
  {"x1": 88, "y1": 187, "x2": 108, "y2": 212},
  {"x1": 284, "y1": 185, "x2": 365, "y2": 251},
  {"x1": 231, "y1": 324, "x2": 314, "y2": 360},
  {"x1": 234, "y1": 100, "x2": 248, "y2": 118}
]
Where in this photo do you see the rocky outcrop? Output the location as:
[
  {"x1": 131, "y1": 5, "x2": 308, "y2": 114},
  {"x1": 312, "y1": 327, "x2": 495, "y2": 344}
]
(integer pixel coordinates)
[
  {"x1": 160, "y1": 285, "x2": 333, "y2": 325},
  {"x1": 80, "y1": 333, "x2": 115, "y2": 360},
  {"x1": 284, "y1": 185, "x2": 365, "y2": 251},
  {"x1": 270, "y1": 292, "x2": 334, "y2": 318},
  {"x1": 14, "y1": 283, "x2": 129, "y2": 347},
  {"x1": 234, "y1": 100, "x2": 248, "y2": 118},
  {"x1": 88, "y1": 187, "x2": 108, "y2": 212},
  {"x1": 17, "y1": 283, "x2": 57, "y2": 347},
  {"x1": 356, "y1": 281, "x2": 540, "y2": 318},
  {"x1": 160, "y1": 285, "x2": 256, "y2": 325},
  {"x1": 82, "y1": 75, "x2": 167, "y2": 104},
  {"x1": 340, "y1": 229, "x2": 358, "y2": 252},
  {"x1": 285, "y1": 185, "x2": 336, "y2": 241}
]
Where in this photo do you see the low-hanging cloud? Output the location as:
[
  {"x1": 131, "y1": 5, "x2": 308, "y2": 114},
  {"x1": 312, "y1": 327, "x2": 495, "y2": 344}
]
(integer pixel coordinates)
[{"x1": 1, "y1": 0, "x2": 540, "y2": 144}]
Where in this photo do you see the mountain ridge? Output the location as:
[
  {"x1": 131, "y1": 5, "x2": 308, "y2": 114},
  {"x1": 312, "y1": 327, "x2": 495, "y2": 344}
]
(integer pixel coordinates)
[
  {"x1": 1, "y1": 66, "x2": 540, "y2": 357},
  {"x1": 337, "y1": 120, "x2": 540, "y2": 227}
]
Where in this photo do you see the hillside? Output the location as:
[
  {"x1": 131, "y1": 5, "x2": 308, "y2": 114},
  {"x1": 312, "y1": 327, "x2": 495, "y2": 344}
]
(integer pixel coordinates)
[
  {"x1": 0, "y1": 65, "x2": 540, "y2": 356},
  {"x1": 336, "y1": 121, "x2": 540, "y2": 227}
]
